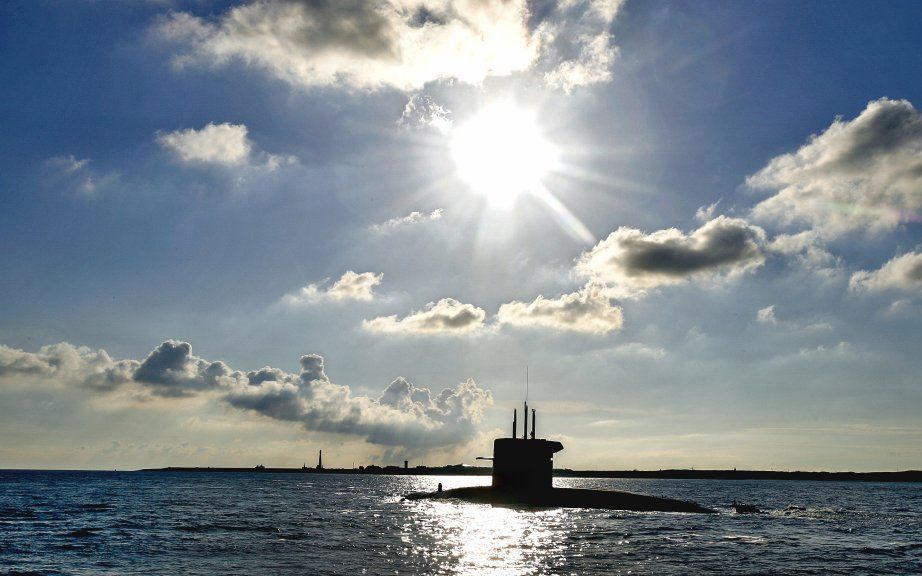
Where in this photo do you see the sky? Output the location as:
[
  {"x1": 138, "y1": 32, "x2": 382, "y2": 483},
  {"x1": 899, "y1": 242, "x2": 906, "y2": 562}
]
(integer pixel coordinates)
[{"x1": 2, "y1": 0, "x2": 922, "y2": 472}]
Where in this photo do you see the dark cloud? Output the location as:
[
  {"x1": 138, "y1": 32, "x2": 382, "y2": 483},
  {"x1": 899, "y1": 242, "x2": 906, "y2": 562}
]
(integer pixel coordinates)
[
  {"x1": 281, "y1": 0, "x2": 398, "y2": 58},
  {"x1": 577, "y1": 216, "x2": 766, "y2": 296},
  {"x1": 225, "y1": 350, "x2": 490, "y2": 447},
  {"x1": 363, "y1": 298, "x2": 486, "y2": 335},
  {"x1": 245, "y1": 366, "x2": 291, "y2": 386},
  {"x1": 622, "y1": 222, "x2": 760, "y2": 276},
  {"x1": 298, "y1": 353, "x2": 327, "y2": 383},
  {"x1": 133, "y1": 340, "x2": 231, "y2": 396}
]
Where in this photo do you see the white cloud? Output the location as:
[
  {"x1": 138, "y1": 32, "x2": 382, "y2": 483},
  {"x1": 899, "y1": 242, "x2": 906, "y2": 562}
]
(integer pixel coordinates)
[
  {"x1": 611, "y1": 342, "x2": 666, "y2": 358},
  {"x1": 849, "y1": 251, "x2": 922, "y2": 293},
  {"x1": 694, "y1": 200, "x2": 721, "y2": 222},
  {"x1": 398, "y1": 94, "x2": 452, "y2": 133},
  {"x1": 576, "y1": 216, "x2": 766, "y2": 297},
  {"x1": 749, "y1": 98, "x2": 922, "y2": 237},
  {"x1": 587, "y1": 419, "x2": 622, "y2": 427},
  {"x1": 363, "y1": 298, "x2": 486, "y2": 335},
  {"x1": 157, "y1": 0, "x2": 539, "y2": 91},
  {"x1": 0, "y1": 342, "x2": 138, "y2": 392},
  {"x1": 766, "y1": 230, "x2": 839, "y2": 270},
  {"x1": 370, "y1": 209, "x2": 444, "y2": 233},
  {"x1": 282, "y1": 271, "x2": 383, "y2": 305},
  {"x1": 756, "y1": 305, "x2": 777, "y2": 324},
  {"x1": 541, "y1": 0, "x2": 624, "y2": 92},
  {"x1": 0, "y1": 340, "x2": 492, "y2": 449},
  {"x1": 157, "y1": 122, "x2": 295, "y2": 169},
  {"x1": 158, "y1": 122, "x2": 252, "y2": 165},
  {"x1": 496, "y1": 283, "x2": 623, "y2": 334},
  {"x1": 156, "y1": 0, "x2": 623, "y2": 92}
]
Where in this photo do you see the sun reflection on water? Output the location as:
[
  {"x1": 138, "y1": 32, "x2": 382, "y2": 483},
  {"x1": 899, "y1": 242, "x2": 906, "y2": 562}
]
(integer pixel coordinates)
[{"x1": 398, "y1": 477, "x2": 572, "y2": 575}]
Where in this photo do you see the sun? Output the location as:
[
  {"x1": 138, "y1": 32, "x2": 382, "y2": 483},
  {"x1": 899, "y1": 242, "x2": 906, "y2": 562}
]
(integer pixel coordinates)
[{"x1": 450, "y1": 102, "x2": 559, "y2": 208}]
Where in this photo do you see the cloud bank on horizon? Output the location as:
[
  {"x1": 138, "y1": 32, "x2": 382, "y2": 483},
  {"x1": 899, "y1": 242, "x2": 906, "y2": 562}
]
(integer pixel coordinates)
[{"x1": 0, "y1": 340, "x2": 491, "y2": 450}]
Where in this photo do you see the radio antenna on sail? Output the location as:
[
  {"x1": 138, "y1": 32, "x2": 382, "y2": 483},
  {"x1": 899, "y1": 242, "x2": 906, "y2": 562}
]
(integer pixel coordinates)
[
  {"x1": 523, "y1": 365, "x2": 529, "y2": 440},
  {"x1": 525, "y1": 365, "x2": 529, "y2": 403}
]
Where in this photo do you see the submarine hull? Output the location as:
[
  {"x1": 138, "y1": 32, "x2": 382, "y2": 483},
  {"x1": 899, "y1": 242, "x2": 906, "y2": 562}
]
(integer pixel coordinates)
[{"x1": 404, "y1": 486, "x2": 715, "y2": 514}]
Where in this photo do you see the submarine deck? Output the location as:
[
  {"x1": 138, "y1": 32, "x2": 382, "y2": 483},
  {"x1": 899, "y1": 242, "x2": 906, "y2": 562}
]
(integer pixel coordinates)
[{"x1": 403, "y1": 486, "x2": 716, "y2": 514}]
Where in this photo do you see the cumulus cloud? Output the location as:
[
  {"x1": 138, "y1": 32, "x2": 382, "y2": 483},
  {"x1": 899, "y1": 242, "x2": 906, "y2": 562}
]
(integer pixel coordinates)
[
  {"x1": 749, "y1": 98, "x2": 922, "y2": 237},
  {"x1": 156, "y1": 0, "x2": 622, "y2": 92},
  {"x1": 496, "y1": 283, "x2": 623, "y2": 334},
  {"x1": 576, "y1": 216, "x2": 766, "y2": 297},
  {"x1": 157, "y1": 122, "x2": 294, "y2": 169},
  {"x1": 0, "y1": 340, "x2": 492, "y2": 449},
  {"x1": 158, "y1": 122, "x2": 251, "y2": 165},
  {"x1": 0, "y1": 342, "x2": 137, "y2": 391},
  {"x1": 849, "y1": 251, "x2": 922, "y2": 293},
  {"x1": 133, "y1": 340, "x2": 235, "y2": 396},
  {"x1": 157, "y1": 0, "x2": 538, "y2": 91},
  {"x1": 282, "y1": 271, "x2": 384, "y2": 305},
  {"x1": 226, "y1": 352, "x2": 493, "y2": 447},
  {"x1": 363, "y1": 298, "x2": 486, "y2": 335},
  {"x1": 766, "y1": 230, "x2": 839, "y2": 270},
  {"x1": 370, "y1": 208, "x2": 444, "y2": 232}
]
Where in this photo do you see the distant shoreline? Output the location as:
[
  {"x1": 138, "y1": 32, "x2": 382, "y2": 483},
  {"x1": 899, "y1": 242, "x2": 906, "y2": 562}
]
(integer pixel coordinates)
[{"x1": 130, "y1": 466, "x2": 922, "y2": 483}]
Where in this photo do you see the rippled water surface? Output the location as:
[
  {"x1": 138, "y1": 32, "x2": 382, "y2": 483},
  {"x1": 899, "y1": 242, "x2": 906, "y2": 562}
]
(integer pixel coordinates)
[{"x1": 1, "y1": 471, "x2": 921, "y2": 574}]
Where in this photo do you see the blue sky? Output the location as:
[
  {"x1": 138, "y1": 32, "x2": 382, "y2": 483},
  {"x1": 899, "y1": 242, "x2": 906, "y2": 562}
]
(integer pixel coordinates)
[{"x1": 2, "y1": 0, "x2": 922, "y2": 471}]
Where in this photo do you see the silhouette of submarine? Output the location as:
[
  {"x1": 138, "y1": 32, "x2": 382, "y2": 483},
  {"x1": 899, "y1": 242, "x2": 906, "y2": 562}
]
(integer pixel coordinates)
[{"x1": 405, "y1": 404, "x2": 715, "y2": 513}]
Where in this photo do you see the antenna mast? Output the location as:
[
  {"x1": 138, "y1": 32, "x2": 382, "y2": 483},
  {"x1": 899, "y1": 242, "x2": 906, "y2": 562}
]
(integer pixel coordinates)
[
  {"x1": 525, "y1": 365, "x2": 529, "y2": 403},
  {"x1": 523, "y1": 366, "x2": 529, "y2": 439}
]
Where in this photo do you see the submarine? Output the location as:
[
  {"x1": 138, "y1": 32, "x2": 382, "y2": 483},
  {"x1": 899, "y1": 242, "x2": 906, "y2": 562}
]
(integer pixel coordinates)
[{"x1": 405, "y1": 404, "x2": 715, "y2": 514}]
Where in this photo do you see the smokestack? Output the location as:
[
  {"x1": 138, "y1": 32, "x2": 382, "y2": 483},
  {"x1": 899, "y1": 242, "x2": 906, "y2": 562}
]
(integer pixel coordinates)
[
  {"x1": 317, "y1": 449, "x2": 323, "y2": 470},
  {"x1": 512, "y1": 409, "x2": 517, "y2": 438},
  {"x1": 404, "y1": 460, "x2": 408, "y2": 469},
  {"x1": 523, "y1": 402, "x2": 528, "y2": 439},
  {"x1": 530, "y1": 409, "x2": 536, "y2": 439}
]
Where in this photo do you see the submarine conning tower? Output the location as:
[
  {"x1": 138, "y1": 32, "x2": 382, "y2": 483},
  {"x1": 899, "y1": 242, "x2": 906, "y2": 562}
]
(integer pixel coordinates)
[{"x1": 491, "y1": 404, "x2": 563, "y2": 491}]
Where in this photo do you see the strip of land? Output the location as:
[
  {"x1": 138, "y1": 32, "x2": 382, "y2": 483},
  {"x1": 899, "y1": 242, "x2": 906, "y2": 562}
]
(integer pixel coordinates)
[{"x1": 137, "y1": 465, "x2": 922, "y2": 482}]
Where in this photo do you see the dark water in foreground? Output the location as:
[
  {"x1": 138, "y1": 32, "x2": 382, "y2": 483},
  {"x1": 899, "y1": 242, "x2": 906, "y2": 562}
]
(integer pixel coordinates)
[{"x1": 1, "y1": 471, "x2": 921, "y2": 575}]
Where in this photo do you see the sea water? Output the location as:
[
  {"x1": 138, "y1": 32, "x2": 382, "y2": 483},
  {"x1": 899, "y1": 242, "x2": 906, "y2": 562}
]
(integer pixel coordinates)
[{"x1": 1, "y1": 470, "x2": 920, "y2": 575}]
